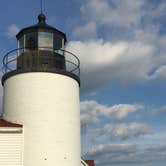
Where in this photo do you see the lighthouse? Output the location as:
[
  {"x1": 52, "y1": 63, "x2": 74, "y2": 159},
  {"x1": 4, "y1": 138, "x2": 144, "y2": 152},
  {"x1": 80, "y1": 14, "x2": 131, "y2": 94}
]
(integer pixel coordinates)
[{"x1": 0, "y1": 12, "x2": 81, "y2": 166}]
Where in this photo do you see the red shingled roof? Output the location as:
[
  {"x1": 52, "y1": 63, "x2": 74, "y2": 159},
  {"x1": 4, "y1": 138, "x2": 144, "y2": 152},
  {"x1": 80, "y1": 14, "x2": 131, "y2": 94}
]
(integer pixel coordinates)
[
  {"x1": 0, "y1": 119, "x2": 22, "y2": 127},
  {"x1": 85, "y1": 160, "x2": 95, "y2": 166}
]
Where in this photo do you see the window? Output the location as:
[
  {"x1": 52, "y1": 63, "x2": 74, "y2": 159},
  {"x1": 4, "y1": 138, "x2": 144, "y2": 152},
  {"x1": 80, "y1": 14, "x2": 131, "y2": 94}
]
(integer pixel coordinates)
[
  {"x1": 54, "y1": 35, "x2": 63, "y2": 50},
  {"x1": 18, "y1": 36, "x2": 24, "y2": 49},
  {"x1": 18, "y1": 35, "x2": 24, "y2": 55},
  {"x1": 38, "y1": 32, "x2": 53, "y2": 50},
  {"x1": 25, "y1": 32, "x2": 38, "y2": 49}
]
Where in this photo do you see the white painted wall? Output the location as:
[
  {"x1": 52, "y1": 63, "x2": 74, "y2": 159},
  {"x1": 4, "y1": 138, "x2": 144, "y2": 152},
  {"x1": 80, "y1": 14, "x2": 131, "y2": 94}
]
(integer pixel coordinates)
[
  {"x1": 0, "y1": 128, "x2": 23, "y2": 166},
  {"x1": 3, "y1": 72, "x2": 80, "y2": 166}
]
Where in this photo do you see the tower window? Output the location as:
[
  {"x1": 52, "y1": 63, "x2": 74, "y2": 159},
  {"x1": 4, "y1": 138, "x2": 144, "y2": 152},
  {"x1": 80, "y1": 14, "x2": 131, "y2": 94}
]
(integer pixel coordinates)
[
  {"x1": 38, "y1": 32, "x2": 53, "y2": 50},
  {"x1": 25, "y1": 32, "x2": 38, "y2": 49},
  {"x1": 18, "y1": 36, "x2": 24, "y2": 49},
  {"x1": 18, "y1": 35, "x2": 24, "y2": 55},
  {"x1": 54, "y1": 35, "x2": 63, "y2": 50}
]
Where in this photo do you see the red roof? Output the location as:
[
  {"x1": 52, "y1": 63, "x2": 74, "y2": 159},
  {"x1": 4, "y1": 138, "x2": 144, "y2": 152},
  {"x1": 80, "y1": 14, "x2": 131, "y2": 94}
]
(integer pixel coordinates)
[
  {"x1": 0, "y1": 119, "x2": 22, "y2": 127},
  {"x1": 85, "y1": 160, "x2": 95, "y2": 166}
]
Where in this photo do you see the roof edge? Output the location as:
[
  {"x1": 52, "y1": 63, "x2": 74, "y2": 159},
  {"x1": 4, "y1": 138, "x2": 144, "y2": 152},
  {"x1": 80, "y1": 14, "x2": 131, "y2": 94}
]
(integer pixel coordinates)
[{"x1": 0, "y1": 119, "x2": 23, "y2": 128}]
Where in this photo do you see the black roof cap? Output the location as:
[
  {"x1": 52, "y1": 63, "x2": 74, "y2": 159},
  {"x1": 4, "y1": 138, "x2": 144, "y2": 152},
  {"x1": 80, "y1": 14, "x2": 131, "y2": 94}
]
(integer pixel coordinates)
[{"x1": 16, "y1": 13, "x2": 67, "y2": 42}]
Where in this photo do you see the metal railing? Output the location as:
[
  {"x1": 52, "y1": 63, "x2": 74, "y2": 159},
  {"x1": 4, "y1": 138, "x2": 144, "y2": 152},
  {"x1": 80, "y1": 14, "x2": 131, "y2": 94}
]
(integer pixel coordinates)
[{"x1": 2, "y1": 47, "x2": 80, "y2": 78}]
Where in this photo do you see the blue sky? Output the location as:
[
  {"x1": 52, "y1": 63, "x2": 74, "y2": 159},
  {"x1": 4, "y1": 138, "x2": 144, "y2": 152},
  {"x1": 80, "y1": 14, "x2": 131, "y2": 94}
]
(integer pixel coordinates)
[{"x1": 0, "y1": 0, "x2": 166, "y2": 166}]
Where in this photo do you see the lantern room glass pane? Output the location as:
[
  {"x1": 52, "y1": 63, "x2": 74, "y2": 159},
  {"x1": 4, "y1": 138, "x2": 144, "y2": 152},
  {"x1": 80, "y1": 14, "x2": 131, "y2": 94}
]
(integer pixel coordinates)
[
  {"x1": 38, "y1": 32, "x2": 53, "y2": 50},
  {"x1": 18, "y1": 35, "x2": 24, "y2": 55},
  {"x1": 25, "y1": 32, "x2": 38, "y2": 49},
  {"x1": 54, "y1": 35, "x2": 63, "y2": 50},
  {"x1": 18, "y1": 36, "x2": 24, "y2": 49}
]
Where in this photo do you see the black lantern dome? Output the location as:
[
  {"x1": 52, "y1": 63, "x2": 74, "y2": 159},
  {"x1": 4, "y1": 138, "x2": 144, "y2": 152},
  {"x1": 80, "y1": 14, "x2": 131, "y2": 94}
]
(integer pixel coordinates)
[
  {"x1": 2, "y1": 14, "x2": 80, "y2": 85},
  {"x1": 16, "y1": 13, "x2": 67, "y2": 48}
]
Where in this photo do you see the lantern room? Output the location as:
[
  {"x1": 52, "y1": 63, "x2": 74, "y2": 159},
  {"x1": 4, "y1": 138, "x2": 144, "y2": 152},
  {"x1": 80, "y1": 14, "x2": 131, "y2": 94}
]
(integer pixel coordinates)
[
  {"x1": 16, "y1": 13, "x2": 67, "y2": 71},
  {"x1": 2, "y1": 13, "x2": 80, "y2": 85},
  {"x1": 17, "y1": 14, "x2": 66, "y2": 51}
]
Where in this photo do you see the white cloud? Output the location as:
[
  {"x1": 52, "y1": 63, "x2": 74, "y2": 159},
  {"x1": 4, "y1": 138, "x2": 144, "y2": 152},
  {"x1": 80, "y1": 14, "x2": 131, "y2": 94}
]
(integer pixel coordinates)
[
  {"x1": 80, "y1": 0, "x2": 145, "y2": 28},
  {"x1": 6, "y1": 24, "x2": 19, "y2": 38},
  {"x1": 107, "y1": 105, "x2": 144, "y2": 120},
  {"x1": 71, "y1": 0, "x2": 151, "y2": 43},
  {"x1": 87, "y1": 143, "x2": 136, "y2": 158},
  {"x1": 66, "y1": 0, "x2": 166, "y2": 94},
  {"x1": 72, "y1": 22, "x2": 97, "y2": 40},
  {"x1": 94, "y1": 123, "x2": 152, "y2": 140},
  {"x1": 86, "y1": 143, "x2": 166, "y2": 166},
  {"x1": 80, "y1": 100, "x2": 143, "y2": 126},
  {"x1": 154, "y1": 105, "x2": 166, "y2": 114},
  {"x1": 67, "y1": 39, "x2": 157, "y2": 93}
]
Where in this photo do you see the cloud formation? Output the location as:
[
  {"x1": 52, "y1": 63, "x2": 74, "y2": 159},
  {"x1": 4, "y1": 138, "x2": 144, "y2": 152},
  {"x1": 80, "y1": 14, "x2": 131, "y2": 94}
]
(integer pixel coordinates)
[
  {"x1": 67, "y1": 34, "x2": 166, "y2": 93},
  {"x1": 6, "y1": 24, "x2": 19, "y2": 38},
  {"x1": 67, "y1": 0, "x2": 166, "y2": 94},
  {"x1": 86, "y1": 144, "x2": 166, "y2": 166},
  {"x1": 80, "y1": 0, "x2": 145, "y2": 28},
  {"x1": 94, "y1": 123, "x2": 152, "y2": 140},
  {"x1": 80, "y1": 100, "x2": 143, "y2": 126},
  {"x1": 72, "y1": 22, "x2": 97, "y2": 40},
  {"x1": 67, "y1": 39, "x2": 156, "y2": 93}
]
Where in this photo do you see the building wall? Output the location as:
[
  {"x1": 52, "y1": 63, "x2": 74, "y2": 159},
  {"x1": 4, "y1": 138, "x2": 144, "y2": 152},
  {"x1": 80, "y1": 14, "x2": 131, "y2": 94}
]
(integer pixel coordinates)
[
  {"x1": 3, "y1": 72, "x2": 80, "y2": 166},
  {"x1": 0, "y1": 128, "x2": 23, "y2": 166}
]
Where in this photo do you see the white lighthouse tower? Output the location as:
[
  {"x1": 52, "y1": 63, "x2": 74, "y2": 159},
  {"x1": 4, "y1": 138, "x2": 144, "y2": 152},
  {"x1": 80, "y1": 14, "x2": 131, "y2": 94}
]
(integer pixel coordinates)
[{"x1": 1, "y1": 12, "x2": 81, "y2": 166}]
